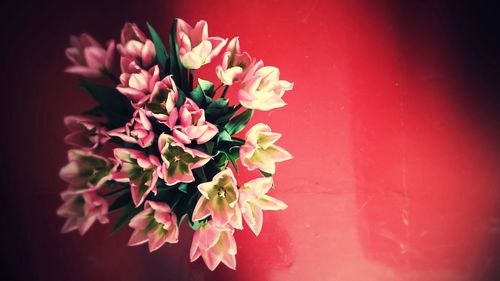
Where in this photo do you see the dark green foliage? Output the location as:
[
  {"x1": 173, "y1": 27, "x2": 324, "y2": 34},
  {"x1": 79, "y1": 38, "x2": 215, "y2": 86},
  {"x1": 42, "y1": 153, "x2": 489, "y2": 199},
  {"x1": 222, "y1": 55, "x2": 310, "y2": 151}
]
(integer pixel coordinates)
[
  {"x1": 112, "y1": 204, "x2": 141, "y2": 233},
  {"x1": 80, "y1": 79, "x2": 134, "y2": 128},
  {"x1": 147, "y1": 22, "x2": 169, "y2": 73},
  {"x1": 224, "y1": 109, "x2": 254, "y2": 135}
]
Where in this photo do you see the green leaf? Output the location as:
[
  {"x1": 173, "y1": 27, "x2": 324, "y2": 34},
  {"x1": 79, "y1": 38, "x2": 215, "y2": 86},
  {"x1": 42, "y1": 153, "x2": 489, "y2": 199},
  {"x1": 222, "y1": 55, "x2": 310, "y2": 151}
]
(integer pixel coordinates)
[
  {"x1": 188, "y1": 219, "x2": 207, "y2": 231},
  {"x1": 108, "y1": 192, "x2": 132, "y2": 213},
  {"x1": 147, "y1": 22, "x2": 169, "y2": 72},
  {"x1": 227, "y1": 146, "x2": 240, "y2": 173},
  {"x1": 178, "y1": 183, "x2": 188, "y2": 193},
  {"x1": 224, "y1": 109, "x2": 254, "y2": 135},
  {"x1": 198, "y1": 79, "x2": 214, "y2": 97},
  {"x1": 82, "y1": 106, "x2": 104, "y2": 117},
  {"x1": 206, "y1": 98, "x2": 229, "y2": 118},
  {"x1": 218, "y1": 130, "x2": 232, "y2": 142},
  {"x1": 190, "y1": 87, "x2": 205, "y2": 106},
  {"x1": 80, "y1": 79, "x2": 133, "y2": 128},
  {"x1": 259, "y1": 170, "x2": 273, "y2": 177},
  {"x1": 204, "y1": 141, "x2": 214, "y2": 154},
  {"x1": 189, "y1": 78, "x2": 215, "y2": 106},
  {"x1": 214, "y1": 108, "x2": 237, "y2": 125},
  {"x1": 176, "y1": 88, "x2": 186, "y2": 107},
  {"x1": 216, "y1": 152, "x2": 229, "y2": 170},
  {"x1": 193, "y1": 167, "x2": 207, "y2": 182},
  {"x1": 112, "y1": 205, "x2": 141, "y2": 233}
]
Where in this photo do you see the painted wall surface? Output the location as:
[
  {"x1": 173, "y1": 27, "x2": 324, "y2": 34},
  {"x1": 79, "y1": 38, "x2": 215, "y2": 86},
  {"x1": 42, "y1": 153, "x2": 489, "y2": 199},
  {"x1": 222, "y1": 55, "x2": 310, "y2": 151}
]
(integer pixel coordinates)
[{"x1": 1, "y1": 1, "x2": 499, "y2": 280}]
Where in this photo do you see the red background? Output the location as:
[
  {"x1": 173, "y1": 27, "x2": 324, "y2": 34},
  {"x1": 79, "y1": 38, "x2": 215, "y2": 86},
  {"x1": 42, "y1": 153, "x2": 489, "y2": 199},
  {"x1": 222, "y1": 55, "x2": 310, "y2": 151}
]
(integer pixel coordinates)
[{"x1": 1, "y1": 1, "x2": 500, "y2": 280}]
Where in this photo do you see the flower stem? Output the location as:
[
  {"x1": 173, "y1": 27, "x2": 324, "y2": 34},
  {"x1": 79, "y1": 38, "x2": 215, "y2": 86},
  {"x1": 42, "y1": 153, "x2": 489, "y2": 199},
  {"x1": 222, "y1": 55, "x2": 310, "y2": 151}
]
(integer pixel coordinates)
[
  {"x1": 214, "y1": 83, "x2": 224, "y2": 92},
  {"x1": 189, "y1": 69, "x2": 194, "y2": 91},
  {"x1": 221, "y1": 85, "x2": 230, "y2": 99},
  {"x1": 103, "y1": 186, "x2": 129, "y2": 197},
  {"x1": 100, "y1": 69, "x2": 120, "y2": 85}
]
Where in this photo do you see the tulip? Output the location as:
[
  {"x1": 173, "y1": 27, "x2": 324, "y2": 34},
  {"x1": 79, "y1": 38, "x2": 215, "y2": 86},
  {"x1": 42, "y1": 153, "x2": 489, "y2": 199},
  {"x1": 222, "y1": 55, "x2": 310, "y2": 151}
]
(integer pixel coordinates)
[
  {"x1": 192, "y1": 169, "x2": 242, "y2": 229},
  {"x1": 239, "y1": 177, "x2": 287, "y2": 235},
  {"x1": 59, "y1": 149, "x2": 113, "y2": 188},
  {"x1": 172, "y1": 98, "x2": 218, "y2": 144},
  {"x1": 108, "y1": 109, "x2": 155, "y2": 148},
  {"x1": 158, "y1": 134, "x2": 211, "y2": 185},
  {"x1": 143, "y1": 74, "x2": 179, "y2": 128},
  {"x1": 112, "y1": 148, "x2": 161, "y2": 207},
  {"x1": 57, "y1": 188, "x2": 109, "y2": 235},
  {"x1": 65, "y1": 33, "x2": 115, "y2": 78},
  {"x1": 176, "y1": 19, "x2": 227, "y2": 69},
  {"x1": 116, "y1": 65, "x2": 160, "y2": 106},
  {"x1": 128, "y1": 201, "x2": 179, "y2": 251},
  {"x1": 64, "y1": 115, "x2": 109, "y2": 150},
  {"x1": 190, "y1": 221, "x2": 237, "y2": 271},
  {"x1": 216, "y1": 37, "x2": 253, "y2": 85},
  {"x1": 237, "y1": 60, "x2": 293, "y2": 111},
  {"x1": 240, "y1": 123, "x2": 292, "y2": 174},
  {"x1": 117, "y1": 22, "x2": 156, "y2": 72}
]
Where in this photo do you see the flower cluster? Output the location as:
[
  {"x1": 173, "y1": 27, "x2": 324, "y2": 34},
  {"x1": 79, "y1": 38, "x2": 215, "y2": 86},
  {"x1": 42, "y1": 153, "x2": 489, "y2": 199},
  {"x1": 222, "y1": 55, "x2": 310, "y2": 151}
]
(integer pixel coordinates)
[{"x1": 58, "y1": 18, "x2": 292, "y2": 271}]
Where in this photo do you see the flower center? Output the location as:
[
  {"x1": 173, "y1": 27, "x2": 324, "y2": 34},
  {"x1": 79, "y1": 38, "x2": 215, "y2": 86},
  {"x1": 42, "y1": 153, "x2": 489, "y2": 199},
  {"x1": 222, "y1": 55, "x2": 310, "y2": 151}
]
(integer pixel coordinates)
[{"x1": 216, "y1": 188, "x2": 226, "y2": 198}]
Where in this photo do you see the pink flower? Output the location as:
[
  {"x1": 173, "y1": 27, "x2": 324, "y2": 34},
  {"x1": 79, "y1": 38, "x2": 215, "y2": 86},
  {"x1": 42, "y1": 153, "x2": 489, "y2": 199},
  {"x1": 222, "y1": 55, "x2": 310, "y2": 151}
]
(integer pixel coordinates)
[
  {"x1": 237, "y1": 61, "x2": 293, "y2": 111},
  {"x1": 64, "y1": 115, "x2": 109, "y2": 150},
  {"x1": 117, "y1": 65, "x2": 160, "y2": 106},
  {"x1": 65, "y1": 33, "x2": 115, "y2": 78},
  {"x1": 143, "y1": 74, "x2": 179, "y2": 128},
  {"x1": 190, "y1": 221, "x2": 237, "y2": 271},
  {"x1": 172, "y1": 98, "x2": 218, "y2": 144},
  {"x1": 117, "y1": 23, "x2": 156, "y2": 73},
  {"x1": 240, "y1": 123, "x2": 292, "y2": 174},
  {"x1": 108, "y1": 109, "x2": 155, "y2": 148},
  {"x1": 192, "y1": 169, "x2": 242, "y2": 229},
  {"x1": 176, "y1": 18, "x2": 227, "y2": 69},
  {"x1": 128, "y1": 201, "x2": 179, "y2": 251},
  {"x1": 112, "y1": 148, "x2": 161, "y2": 207},
  {"x1": 216, "y1": 37, "x2": 253, "y2": 85},
  {"x1": 59, "y1": 149, "x2": 113, "y2": 188},
  {"x1": 57, "y1": 187, "x2": 109, "y2": 235},
  {"x1": 158, "y1": 134, "x2": 211, "y2": 185},
  {"x1": 239, "y1": 177, "x2": 287, "y2": 236}
]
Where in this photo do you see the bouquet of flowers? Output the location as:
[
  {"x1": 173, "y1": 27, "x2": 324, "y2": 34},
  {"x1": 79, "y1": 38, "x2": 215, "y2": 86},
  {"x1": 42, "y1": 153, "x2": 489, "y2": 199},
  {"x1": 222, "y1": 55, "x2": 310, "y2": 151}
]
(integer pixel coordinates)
[{"x1": 58, "y1": 18, "x2": 293, "y2": 271}]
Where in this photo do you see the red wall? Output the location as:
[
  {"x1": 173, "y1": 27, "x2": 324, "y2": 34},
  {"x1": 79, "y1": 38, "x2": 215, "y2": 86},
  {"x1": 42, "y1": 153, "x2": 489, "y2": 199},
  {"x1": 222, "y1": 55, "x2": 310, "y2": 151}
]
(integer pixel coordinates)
[{"x1": 1, "y1": 1, "x2": 499, "y2": 280}]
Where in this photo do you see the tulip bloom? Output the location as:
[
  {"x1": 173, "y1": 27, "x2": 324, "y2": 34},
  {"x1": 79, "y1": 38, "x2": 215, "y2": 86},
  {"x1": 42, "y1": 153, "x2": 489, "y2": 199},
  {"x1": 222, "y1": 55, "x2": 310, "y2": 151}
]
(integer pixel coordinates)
[
  {"x1": 144, "y1": 74, "x2": 179, "y2": 128},
  {"x1": 112, "y1": 148, "x2": 161, "y2": 207},
  {"x1": 216, "y1": 37, "x2": 253, "y2": 85},
  {"x1": 64, "y1": 115, "x2": 109, "y2": 150},
  {"x1": 57, "y1": 188, "x2": 109, "y2": 235},
  {"x1": 239, "y1": 177, "x2": 287, "y2": 235},
  {"x1": 65, "y1": 33, "x2": 115, "y2": 78},
  {"x1": 59, "y1": 149, "x2": 113, "y2": 188},
  {"x1": 237, "y1": 61, "x2": 293, "y2": 111},
  {"x1": 118, "y1": 65, "x2": 176, "y2": 108},
  {"x1": 190, "y1": 221, "x2": 237, "y2": 271},
  {"x1": 158, "y1": 134, "x2": 211, "y2": 185},
  {"x1": 172, "y1": 98, "x2": 218, "y2": 144},
  {"x1": 192, "y1": 169, "x2": 242, "y2": 229},
  {"x1": 128, "y1": 201, "x2": 179, "y2": 252},
  {"x1": 240, "y1": 123, "x2": 292, "y2": 174},
  {"x1": 108, "y1": 109, "x2": 155, "y2": 148},
  {"x1": 117, "y1": 22, "x2": 156, "y2": 73},
  {"x1": 176, "y1": 19, "x2": 227, "y2": 69}
]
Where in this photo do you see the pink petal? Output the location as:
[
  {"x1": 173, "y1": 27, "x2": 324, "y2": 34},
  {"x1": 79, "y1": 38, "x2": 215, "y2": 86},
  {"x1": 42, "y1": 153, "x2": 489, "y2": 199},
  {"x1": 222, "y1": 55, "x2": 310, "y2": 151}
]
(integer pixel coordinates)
[
  {"x1": 128, "y1": 229, "x2": 149, "y2": 246},
  {"x1": 257, "y1": 195, "x2": 288, "y2": 211},
  {"x1": 65, "y1": 66, "x2": 101, "y2": 77},
  {"x1": 192, "y1": 197, "x2": 211, "y2": 221}
]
